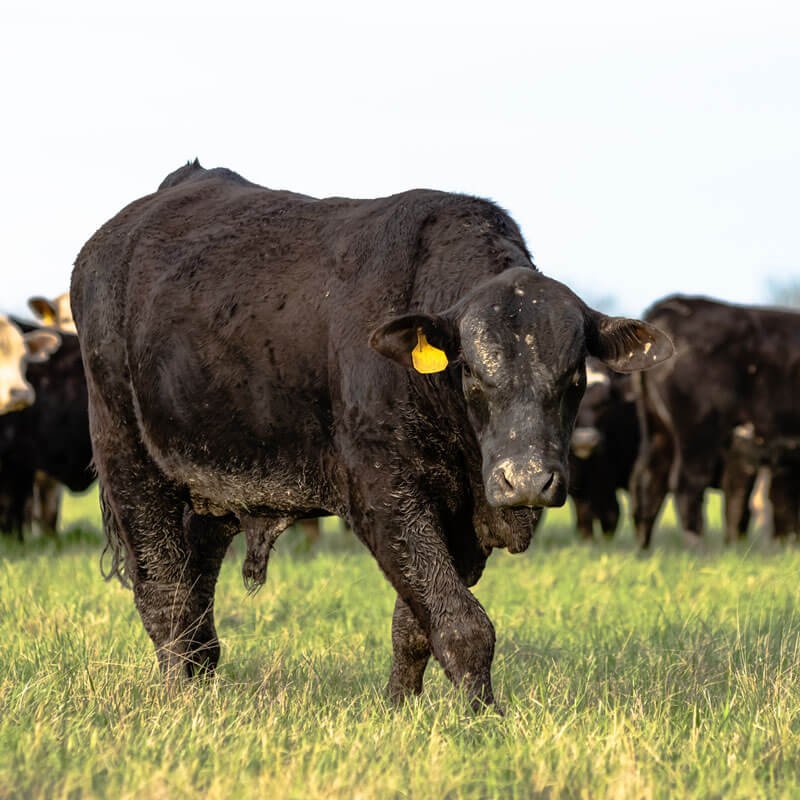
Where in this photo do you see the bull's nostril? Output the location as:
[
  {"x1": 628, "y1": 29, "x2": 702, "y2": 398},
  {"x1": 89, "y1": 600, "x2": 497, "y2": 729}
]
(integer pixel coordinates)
[
  {"x1": 498, "y1": 468, "x2": 514, "y2": 494},
  {"x1": 541, "y1": 472, "x2": 555, "y2": 494}
]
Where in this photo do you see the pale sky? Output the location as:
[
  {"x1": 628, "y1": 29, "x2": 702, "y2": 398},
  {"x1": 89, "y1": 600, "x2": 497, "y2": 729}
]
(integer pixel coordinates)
[{"x1": 1, "y1": 0, "x2": 798, "y2": 318}]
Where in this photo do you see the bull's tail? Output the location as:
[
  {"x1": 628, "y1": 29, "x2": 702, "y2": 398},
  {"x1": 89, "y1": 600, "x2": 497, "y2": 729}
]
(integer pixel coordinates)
[{"x1": 98, "y1": 481, "x2": 133, "y2": 588}]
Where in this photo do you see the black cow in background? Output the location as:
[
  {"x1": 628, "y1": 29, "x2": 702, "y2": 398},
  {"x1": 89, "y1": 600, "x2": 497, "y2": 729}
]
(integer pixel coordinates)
[
  {"x1": 0, "y1": 320, "x2": 93, "y2": 538},
  {"x1": 631, "y1": 295, "x2": 800, "y2": 548},
  {"x1": 568, "y1": 359, "x2": 639, "y2": 539},
  {"x1": 24, "y1": 292, "x2": 83, "y2": 536},
  {"x1": 568, "y1": 357, "x2": 775, "y2": 544}
]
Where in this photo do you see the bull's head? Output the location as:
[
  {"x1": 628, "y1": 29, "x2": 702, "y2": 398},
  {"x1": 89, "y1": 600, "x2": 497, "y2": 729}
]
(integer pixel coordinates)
[{"x1": 370, "y1": 268, "x2": 672, "y2": 510}]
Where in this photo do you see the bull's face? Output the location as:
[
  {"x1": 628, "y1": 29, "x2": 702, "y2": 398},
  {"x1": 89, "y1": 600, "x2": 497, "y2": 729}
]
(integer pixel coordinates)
[
  {"x1": 0, "y1": 316, "x2": 61, "y2": 414},
  {"x1": 370, "y1": 268, "x2": 672, "y2": 510}
]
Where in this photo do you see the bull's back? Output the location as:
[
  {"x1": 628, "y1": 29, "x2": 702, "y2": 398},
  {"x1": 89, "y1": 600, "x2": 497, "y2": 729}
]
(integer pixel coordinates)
[{"x1": 75, "y1": 174, "x2": 341, "y2": 487}]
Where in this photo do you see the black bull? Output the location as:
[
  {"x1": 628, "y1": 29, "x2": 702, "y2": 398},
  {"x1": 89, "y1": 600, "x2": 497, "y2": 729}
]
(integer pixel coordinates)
[{"x1": 71, "y1": 161, "x2": 673, "y2": 709}]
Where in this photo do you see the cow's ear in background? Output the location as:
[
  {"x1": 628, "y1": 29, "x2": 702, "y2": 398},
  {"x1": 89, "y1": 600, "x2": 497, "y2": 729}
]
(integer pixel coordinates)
[
  {"x1": 369, "y1": 313, "x2": 458, "y2": 373},
  {"x1": 24, "y1": 330, "x2": 61, "y2": 363},
  {"x1": 586, "y1": 312, "x2": 673, "y2": 373},
  {"x1": 28, "y1": 297, "x2": 57, "y2": 327}
]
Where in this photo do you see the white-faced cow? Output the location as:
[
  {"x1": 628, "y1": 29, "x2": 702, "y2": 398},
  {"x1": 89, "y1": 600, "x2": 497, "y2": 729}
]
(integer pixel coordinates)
[
  {"x1": 0, "y1": 321, "x2": 93, "y2": 539},
  {"x1": 0, "y1": 314, "x2": 60, "y2": 416},
  {"x1": 71, "y1": 160, "x2": 673, "y2": 710},
  {"x1": 631, "y1": 295, "x2": 800, "y2": 547}
]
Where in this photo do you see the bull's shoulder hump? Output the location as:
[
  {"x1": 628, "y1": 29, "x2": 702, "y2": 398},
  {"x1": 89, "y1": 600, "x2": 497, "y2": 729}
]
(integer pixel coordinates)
[{"x1": 157, "y1": 159, "x2": 261, "y2": 192}]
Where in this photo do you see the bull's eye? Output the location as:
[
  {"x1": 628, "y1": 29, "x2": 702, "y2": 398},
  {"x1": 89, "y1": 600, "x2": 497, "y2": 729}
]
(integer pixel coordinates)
[{"x1": 462, "y1": 364, "x2": 473, "y2": 379}]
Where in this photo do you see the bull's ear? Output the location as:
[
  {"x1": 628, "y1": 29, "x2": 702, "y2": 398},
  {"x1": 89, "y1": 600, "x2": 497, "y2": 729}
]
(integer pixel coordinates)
[
  {"x1": 586, "y1": 313, "x2": 673, "y2": 373},
  {"x1": 28, "y1": 297, "x2": 57, "y2": 326},
  {"x1": 369, "y1": 313, "x2": 458, "y2": 373},
  {"x1": 24, "y1": 330, "x2": 61, "y2": 363}
]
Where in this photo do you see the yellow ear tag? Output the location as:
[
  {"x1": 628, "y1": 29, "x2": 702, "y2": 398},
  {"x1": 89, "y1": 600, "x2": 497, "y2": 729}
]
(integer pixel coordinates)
[{"x1": 411, "y1": 329, "x2": 449, "y2": 374}]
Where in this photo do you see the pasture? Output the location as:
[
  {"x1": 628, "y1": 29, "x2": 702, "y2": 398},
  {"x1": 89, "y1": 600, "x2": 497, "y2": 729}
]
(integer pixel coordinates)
[{"x1": 2, "y1": 490, "x2": 800, "y2": 799}]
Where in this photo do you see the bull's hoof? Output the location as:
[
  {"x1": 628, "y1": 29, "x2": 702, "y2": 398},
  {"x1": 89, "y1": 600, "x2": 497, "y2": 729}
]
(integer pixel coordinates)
[
  {"x1": 157, "y1": 640, "x2": 221, "y2": 686},
  {"x1": 386, "y1": 678, "x2": 423, "y2": 707},
  {"x1": 469, "y1": 694, "x2": 504, "y2": 715}
]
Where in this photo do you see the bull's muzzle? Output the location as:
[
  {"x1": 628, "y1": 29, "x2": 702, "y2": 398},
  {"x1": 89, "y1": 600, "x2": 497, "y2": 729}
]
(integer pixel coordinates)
[{"x1": 486, "y1": 458, "x2": 568, "y2": 508}]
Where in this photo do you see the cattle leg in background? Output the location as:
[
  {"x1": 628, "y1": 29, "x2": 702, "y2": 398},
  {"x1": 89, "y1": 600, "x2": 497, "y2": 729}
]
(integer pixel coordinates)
[
  {"x1": 749, "y1": 469, "x2": 772, "y2": 536},
  {"x1": 569, "y1": 446, "x2": 619, "y2": 539},
  {"x1": 297, "y1": 518, "x2": 321, "y2": 545},
  {"x1": 587, "y1": 472, "x2": 620, "y2": 538},
  {"x1": 32, "y1": 472, "x2": 62, "y2": 537},
  {"x1": 720, "y1": 457, "x2": 758, "y2": 543},
  {"x1": 0, "y1": 468, "x2": 35, "y2": 540},
  {"x1": 573, "y1": 498, "x2": 596, "y2": 540},
  {"x1": 769, "y1": 469, "x2": 800, "y2": 539},
  {"x1": 572, "y1": 492, "x2": 619, "y2": 540},
  {"x1": 672, "y1": 444, "x2": 718, "y2": 544},
  {"x1": 630, "y1": 378, "x2": 674, "y2": 548}
]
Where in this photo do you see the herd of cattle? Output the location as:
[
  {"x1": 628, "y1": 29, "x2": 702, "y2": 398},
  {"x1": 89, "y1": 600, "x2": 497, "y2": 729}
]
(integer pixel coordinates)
[
  {"x1": 2, "y1": 161, "x2": 799, "y2": 708},
  {"x1": 1, "y1": 293, "x2": 795, "y2": 548}
]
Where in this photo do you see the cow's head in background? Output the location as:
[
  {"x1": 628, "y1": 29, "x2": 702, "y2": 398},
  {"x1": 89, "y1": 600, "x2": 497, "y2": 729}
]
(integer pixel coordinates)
[
  {"x1": 0, "y1": 315, "x2": 61, "y2": 414},
  {"x1": 371, "y1": 268, "x2": 673, "y2": 510},
  {"x1": 571, "y1": 359, "x2": 614, "y2": 460},
  {"x1": 28, "y1": 293, "x2": 77, "y2": 334}
]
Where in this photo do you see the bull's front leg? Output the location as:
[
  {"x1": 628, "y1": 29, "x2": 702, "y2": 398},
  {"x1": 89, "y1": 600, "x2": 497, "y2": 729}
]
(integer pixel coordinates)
[{"x1": 356, "y1": 502, "x2": 498, "y2": 712}]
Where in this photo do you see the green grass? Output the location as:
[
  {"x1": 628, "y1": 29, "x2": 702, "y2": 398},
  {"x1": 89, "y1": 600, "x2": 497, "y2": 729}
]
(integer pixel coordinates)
[{"x1": 2, "y1": 489, "x2": 800, "y2": 798}]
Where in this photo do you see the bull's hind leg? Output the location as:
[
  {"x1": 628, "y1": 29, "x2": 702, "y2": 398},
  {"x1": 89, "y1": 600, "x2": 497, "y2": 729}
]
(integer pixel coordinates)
[
  {"x1": 90, "y1": 395, "x2": 236, "y2": 680},
  {"x1": 104, "y1": 469, "x2": 236, "y2": 680}
]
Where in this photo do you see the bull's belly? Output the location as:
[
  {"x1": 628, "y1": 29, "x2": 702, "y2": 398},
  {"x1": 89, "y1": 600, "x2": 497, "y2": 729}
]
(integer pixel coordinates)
[{"x1": 140, "y1": 424, "x2": 333, "y2": 517}]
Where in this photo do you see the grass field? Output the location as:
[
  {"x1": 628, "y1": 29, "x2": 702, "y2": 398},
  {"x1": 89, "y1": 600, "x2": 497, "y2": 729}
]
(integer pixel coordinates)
[{"x1": 2, "y1": 489, "x2": 800, "y2": 799}]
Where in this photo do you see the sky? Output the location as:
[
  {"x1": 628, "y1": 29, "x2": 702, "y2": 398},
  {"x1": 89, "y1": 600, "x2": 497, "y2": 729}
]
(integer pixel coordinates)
[{"x1": 1, "y1": 0, "x2": 798, "y2": 318}]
